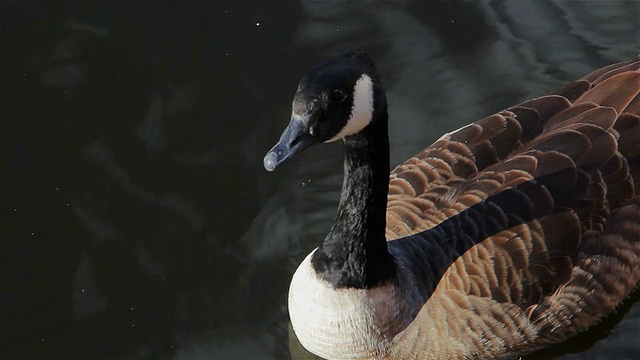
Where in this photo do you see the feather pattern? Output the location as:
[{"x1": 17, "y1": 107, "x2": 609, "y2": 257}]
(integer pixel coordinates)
[{"x1": 383, "y1": 56, "x2": 640, "y2": 359}]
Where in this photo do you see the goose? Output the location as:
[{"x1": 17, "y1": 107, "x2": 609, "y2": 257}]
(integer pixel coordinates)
[{"x1": 263, "y1": 53, "x2": 640, "y2": 360}]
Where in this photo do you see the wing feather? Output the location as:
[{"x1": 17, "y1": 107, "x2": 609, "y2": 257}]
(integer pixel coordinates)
[{"x1": 388, "y1": 56, "x2": 640, "y2": 356}]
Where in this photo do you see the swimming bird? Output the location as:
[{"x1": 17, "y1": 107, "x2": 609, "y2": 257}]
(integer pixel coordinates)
[{"x1": 263, "y1": 53, "x2": 640, "y2": 360}]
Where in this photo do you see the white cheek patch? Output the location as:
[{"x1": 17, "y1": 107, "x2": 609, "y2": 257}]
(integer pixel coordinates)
[{"x1": 325, "y1": 74, "x2": 374, "y2": 142}]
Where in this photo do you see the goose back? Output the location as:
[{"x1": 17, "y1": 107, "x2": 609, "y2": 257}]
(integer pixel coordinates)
[{"x1": 384, "y1": 57, "x2": 640, "y2": 358}]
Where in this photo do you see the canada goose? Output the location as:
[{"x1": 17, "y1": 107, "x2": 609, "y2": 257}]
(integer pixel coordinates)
[{"x1": 263, "y1": 53, "x2": 640, "y2": 360}]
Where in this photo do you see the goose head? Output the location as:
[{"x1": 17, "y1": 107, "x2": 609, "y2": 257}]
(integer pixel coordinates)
[{"x1": 263, "y1": 53, "x2": 385, "y2": 171}]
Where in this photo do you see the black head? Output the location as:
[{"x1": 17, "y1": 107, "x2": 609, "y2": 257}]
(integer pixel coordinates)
[{"x1": 264, "y1": 53, "x2": 383, "y2": 171}]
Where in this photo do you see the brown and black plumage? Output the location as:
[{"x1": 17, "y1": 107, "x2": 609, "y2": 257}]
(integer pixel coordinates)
[{"x1": 264, "y1": 54, "x2": 640, "y2": 359}]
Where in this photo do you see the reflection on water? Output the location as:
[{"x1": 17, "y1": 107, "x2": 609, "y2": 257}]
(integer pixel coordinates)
[{"x1": 1, "y1": 1, "x2": 638, "y2": 359}]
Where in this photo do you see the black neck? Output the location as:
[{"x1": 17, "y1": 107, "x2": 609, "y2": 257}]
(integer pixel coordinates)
[{"x1": 311, "y1": 104, "x2": 395, "y2": 289}]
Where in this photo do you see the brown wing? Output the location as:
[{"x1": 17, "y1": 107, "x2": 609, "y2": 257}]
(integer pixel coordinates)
[{"x1": 386, "y1": 57, "x2": 640, "y2": 358}]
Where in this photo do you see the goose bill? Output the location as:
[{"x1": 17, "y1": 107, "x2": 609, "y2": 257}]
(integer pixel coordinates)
[{"x1": 264, "y1": 114, "x2": 318, "y2": 171}]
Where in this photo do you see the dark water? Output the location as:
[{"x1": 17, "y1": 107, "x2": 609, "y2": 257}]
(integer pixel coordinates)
[{"x1": 1, "y1": 1, "x2": 639, "y2": 359}]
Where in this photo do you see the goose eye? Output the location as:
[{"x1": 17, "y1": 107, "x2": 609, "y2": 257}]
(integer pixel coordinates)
[{"x1": 332, "y1": 89, "x2": 347, "y2": 103}]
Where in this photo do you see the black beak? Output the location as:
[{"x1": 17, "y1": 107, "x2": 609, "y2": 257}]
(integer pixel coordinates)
[{"x1": 263, "y1": 114, "x2": 319, "y2": 171}]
